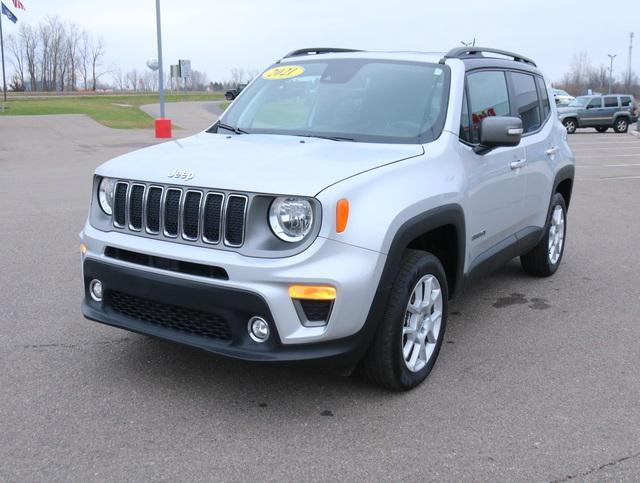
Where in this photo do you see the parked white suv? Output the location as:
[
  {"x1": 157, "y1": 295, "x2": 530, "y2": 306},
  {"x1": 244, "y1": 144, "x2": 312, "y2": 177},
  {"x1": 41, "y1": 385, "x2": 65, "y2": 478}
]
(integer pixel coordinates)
[{"x1": 80, "y1": 47, "x2": 574, "y2": 390}]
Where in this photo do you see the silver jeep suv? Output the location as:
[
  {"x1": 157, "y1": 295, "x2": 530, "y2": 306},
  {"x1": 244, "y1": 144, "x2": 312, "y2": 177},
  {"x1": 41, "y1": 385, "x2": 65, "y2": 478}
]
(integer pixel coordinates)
[{"x1": 80, "y1": 47, "x2": 574, "y2": 390}]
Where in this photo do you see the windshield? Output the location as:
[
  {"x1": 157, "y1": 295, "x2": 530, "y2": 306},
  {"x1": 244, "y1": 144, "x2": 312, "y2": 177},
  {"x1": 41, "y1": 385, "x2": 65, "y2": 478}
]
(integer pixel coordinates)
[
  {"x1": 554, "y1": 89, "x2": 570, "y2": 96},
  {"x1": 568, "y1": 96, "x2": 590, "y2": 107},
  {"x1": 216, "y1": 59, "x2": 450, "y2": 144}
]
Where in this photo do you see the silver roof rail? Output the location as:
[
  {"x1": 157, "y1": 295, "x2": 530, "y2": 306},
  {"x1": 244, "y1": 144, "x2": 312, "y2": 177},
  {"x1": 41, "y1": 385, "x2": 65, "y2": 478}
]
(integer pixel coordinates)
[{"x1": 441, "y1": 47, "x2": 537, "y2": 67}]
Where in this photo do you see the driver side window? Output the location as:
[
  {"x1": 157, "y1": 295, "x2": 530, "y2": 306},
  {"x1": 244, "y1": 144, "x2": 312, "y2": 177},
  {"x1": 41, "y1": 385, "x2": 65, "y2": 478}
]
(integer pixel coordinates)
[{"x1": 466, "y1": 71, "x2": 510, "y2": 144}]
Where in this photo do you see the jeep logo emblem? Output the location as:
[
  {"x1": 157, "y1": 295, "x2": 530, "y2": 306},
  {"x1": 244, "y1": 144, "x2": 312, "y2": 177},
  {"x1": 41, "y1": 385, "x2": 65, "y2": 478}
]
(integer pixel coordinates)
[{"x1": 168, "y1": 170, "x2": 194, "y2": 181}]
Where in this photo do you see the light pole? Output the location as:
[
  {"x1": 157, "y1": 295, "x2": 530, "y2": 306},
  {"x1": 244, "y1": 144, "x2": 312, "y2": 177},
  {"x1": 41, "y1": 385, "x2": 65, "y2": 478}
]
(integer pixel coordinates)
[
  {"x1": 155, "y1": 0, "x2": 165, "y2": 118},
  {"x1": 154, "y1": 0, "x2": 171, "y2": 137},
  {"x1": 608, "y1": 54, "x2": 616, "y2": 94}
]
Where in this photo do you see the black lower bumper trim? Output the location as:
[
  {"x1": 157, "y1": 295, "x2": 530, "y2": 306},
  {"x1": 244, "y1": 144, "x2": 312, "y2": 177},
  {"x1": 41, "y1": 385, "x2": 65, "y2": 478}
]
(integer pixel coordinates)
[{"x1": 82, "y1": 259, "x2": 366, "y2": 367}]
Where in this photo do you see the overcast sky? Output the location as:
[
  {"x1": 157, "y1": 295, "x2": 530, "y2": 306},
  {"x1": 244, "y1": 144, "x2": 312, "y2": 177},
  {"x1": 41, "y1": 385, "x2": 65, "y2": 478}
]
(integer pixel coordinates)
[{"x1": 10, "y1": 0, "x2": 640, "y2": 84}]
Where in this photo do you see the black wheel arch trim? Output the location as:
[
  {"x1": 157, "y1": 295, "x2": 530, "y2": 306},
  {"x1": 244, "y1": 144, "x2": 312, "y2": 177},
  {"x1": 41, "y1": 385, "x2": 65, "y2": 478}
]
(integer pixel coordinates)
[
  {"x1": 552, "y1": 164, "x2": 575, "y2": 211},
  {"x1": 350, "y1": 204, "x2": 466, "y2": 365}
]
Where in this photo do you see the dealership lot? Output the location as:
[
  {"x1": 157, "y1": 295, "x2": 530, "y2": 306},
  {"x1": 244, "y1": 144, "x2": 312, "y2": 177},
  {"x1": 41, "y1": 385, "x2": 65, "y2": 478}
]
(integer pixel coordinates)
[{"x1": 1, "y1": 115, "x2": 640, "y2": 480}]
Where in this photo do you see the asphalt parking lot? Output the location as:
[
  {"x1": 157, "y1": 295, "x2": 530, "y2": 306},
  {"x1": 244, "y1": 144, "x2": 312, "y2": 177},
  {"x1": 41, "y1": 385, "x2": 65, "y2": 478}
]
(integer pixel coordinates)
[{"x1": 1, "y1": 115, "x2": 640, "y2": 481}]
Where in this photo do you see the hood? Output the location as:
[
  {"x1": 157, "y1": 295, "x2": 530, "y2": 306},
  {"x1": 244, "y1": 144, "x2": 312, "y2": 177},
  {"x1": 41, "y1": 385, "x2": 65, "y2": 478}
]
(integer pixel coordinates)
[
  {"x1": 95, "y1": 132, "x2": 424, "y2": 196},
  {"x1": 556, "y1": 106, "x2": 577, "y2": 114}
]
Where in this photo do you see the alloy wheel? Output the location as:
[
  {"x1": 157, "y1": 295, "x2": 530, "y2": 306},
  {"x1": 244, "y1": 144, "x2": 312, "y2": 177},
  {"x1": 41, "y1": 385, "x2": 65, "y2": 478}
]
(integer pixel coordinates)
[
  {"x1": 402, "y1": 274, "x2": 443, "y2": 373},
  {"x1": 548, "y1": 205, "x2": 565, "y2": 265}
]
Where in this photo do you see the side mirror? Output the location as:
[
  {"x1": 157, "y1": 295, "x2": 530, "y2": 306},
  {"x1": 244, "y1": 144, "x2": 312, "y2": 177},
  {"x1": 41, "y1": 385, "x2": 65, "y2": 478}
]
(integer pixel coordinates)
[{"x1": 474, "y1": 116, "x2": 523, "y2": 155}]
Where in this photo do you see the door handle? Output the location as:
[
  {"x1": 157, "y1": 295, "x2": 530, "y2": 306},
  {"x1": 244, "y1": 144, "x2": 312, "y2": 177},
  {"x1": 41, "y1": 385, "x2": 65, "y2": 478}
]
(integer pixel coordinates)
[
  {"x1": 545, "y1": 147, "x2": 559, "y2": 156},
  {"x1": 510, "y1": 159, "x2": 527, "y2": 169}
]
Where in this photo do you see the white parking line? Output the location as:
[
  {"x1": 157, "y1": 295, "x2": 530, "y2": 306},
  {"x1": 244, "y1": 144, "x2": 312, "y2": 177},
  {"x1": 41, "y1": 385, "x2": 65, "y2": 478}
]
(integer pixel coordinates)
[
  {"x1": 578, "y1": 154, "x2": 640, "y2": 158},
  {"x1": 576, "y1": 163, "x2": 640, "y2": 168},
  {"x1": 572, "y1": 147, "x2": 640, "y2": 152},
  {"x1": 577, "y1": 175, "x2": 640, "y2": 181},
  {"x1": 569, "y1": 143, "x2": 640, "y2": 148}
]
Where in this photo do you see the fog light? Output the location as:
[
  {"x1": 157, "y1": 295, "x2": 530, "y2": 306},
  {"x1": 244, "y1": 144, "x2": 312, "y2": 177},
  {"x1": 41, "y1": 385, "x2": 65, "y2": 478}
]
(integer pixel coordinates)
[
  {"x1": 89, "y1": 279, "x2": 103, "y2": 302},
  {"x1": 248, "y1": 316, "x2": 270, "y2": 343}
]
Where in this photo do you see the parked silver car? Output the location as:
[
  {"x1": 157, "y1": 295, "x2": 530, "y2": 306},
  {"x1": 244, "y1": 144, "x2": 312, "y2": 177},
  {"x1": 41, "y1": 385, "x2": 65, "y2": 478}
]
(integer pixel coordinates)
[
  {"x1": 80, "y1": 47, "x2": 574, "y2": 390},
  {"x1": 558, "y1": 94, "x2": 638, "y2": 133}
]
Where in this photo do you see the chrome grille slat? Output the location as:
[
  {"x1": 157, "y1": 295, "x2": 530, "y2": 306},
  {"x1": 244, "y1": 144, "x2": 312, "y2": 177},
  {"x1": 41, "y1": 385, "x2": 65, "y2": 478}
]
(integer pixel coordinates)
[
  {"x1": 113, "y1": 182, "x2": 129, "y2": 228},
  {"x1": 163, "y1": 188, "x2": 182, "y2": 237},
  {"x1": 145, "y1": 186, "x2": 163, "y2": 234},
  {"x1": 224, "y1": 195, "x2": 248, "y2": 247},
  {"x1": 182, "y1": 191, "x2": 202, "y2": 241},
  {"x1": 110, "y1": 181, "x2": 247, "y2": 248},
  {"x1": 128, "y1": 184, "x2": 145, "y2": 231},
  {"x1": 202, "y1": 193, "x2": 224, "y2": 244}
]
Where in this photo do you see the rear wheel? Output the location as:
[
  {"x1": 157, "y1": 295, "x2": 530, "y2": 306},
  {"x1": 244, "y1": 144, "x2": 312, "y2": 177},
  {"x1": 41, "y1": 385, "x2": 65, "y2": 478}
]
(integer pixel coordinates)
[
  {"x1": 614, "y1": 117, "x2": 629, "y2": 133},
  {"x1": 595, "y1": 127, "x2": 608, "y2": 133},
  {"x1": 521, "y1": 193, "x2": 567, "y2": 277},
  {"x1": 563, "y1": 118, "x2": 577, "y2": 134},
  {"x1": 360, "y1": 250, "x2": 448, "y2": 390}
]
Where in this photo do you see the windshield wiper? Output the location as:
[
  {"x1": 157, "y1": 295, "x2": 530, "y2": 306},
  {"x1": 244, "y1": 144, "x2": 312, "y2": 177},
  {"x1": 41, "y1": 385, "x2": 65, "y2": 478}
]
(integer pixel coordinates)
[
  {"x1": 301, "y1": 134, "x2": 356, "y2": 142},
  {"x1": 216, "y1": 122, "x2": 249, "y2": 135}
]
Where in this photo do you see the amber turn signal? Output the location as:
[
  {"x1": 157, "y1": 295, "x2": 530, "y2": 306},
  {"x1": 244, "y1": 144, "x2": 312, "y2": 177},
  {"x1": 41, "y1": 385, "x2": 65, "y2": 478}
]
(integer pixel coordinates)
[
  {"x1": 288, "y1": 285, "x2": 337, "y2": 301},
  {"x1": 80, "y1": 243, "x2": 87, "y2": 255},
  {"x1": 336, "y1": 199, "x2": 349, "y2": 233}
]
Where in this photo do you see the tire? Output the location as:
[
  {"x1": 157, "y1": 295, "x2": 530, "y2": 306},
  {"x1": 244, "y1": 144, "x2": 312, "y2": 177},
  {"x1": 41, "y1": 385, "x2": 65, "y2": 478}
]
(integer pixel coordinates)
[
  {"x1": 360, "y1": 250, "x2": 448, "y2": 391},
  {"x1": 563, "y1": 118, "x2": 577, "y2": 134},
  {"x1": 520, "y1": 193, "x2": 567, "y2": 277},
  {"x1": 225, "y1": 93, "x2": 234, "y2": 101},
  {"x1": 614, "y1": 117, "x2": 629, "y2": 133},
  {"x1": 595, "y1": 127, "x2": 608, "y2": 133}
]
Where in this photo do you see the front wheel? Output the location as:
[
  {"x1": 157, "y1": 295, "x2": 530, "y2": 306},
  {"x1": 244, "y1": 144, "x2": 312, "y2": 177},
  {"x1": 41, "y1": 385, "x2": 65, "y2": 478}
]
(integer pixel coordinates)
[
  {"x1": 521, "y1": 193, "x2": 567, "y2": 277},
  {"x1": 614, "y1": 117, "x2": 629, "y2": 133},
  {"x1": 563, "y1": 118, "x2": 577, "y2": 134},
  {"x1": 360, "y1": 250, "x2": 448, "y2": 390}
]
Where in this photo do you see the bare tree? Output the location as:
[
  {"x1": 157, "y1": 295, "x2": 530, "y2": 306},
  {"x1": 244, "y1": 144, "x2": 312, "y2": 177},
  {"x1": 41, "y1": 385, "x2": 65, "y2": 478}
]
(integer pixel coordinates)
[
  {"x1": 89, "y1": 37, "x2": 105, "y2": 91},
  {"x1": 65, "y1": 23, "x2": 81, "y2": 90},
  {"x1": 125, "y1": 69, "x2": 139, "y2": 91},
  {"x1": 230, "y1": 67, "x2": 245, "y2": 86},
  {"x1": 20, "y1": 24, "x2": 39, "y2": 91},
  {"x1": 247, "y1": 68, "x2": 261, "y2": 82},
  {"x1": 6, "y1": 35, "x2": 25, "y2": 89},
  {"x1": 190, "y1": 69, "x2": 208, "y2": 91}
]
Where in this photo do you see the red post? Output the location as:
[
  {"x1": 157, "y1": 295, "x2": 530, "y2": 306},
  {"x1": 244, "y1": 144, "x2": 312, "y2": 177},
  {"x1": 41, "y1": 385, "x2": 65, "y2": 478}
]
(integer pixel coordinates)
[{"x1": 155, "y1": 118, "x2": 172, "y2": 138}]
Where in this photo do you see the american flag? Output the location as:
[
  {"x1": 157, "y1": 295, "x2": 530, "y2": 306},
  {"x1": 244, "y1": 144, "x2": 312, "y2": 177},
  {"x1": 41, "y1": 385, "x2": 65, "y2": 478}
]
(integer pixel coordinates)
[{"x1": 11, "y1": 0, "x2": 25, "y2": 10}]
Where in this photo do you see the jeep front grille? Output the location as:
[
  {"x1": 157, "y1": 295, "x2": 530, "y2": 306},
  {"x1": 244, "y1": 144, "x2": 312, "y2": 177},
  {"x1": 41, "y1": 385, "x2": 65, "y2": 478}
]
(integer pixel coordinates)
[{"x1": 111, "y1": 182, "x2": 248, "y2": 247}]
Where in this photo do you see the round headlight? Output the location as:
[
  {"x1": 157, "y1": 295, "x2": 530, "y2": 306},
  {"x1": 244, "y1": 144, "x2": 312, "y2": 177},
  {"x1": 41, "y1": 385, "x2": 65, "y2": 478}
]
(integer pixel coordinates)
[
  {"x1": 98, "y1": 177, "x2": 117, "y2": 215},
  {"x1": 269, "y1": 197, "x2": 314, "y2": 242}
]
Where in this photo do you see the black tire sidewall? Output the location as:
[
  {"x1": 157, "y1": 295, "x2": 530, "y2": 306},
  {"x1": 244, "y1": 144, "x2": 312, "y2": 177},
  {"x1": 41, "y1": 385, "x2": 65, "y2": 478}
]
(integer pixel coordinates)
[{"x1": 387, "y1": 253, "x2": 449, "y2": 389}]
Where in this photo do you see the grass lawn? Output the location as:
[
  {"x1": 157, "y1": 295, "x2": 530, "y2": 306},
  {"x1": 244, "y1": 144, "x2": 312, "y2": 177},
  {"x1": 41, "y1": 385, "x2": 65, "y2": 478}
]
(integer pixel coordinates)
[{"x1": 0, "y1": 93, "x2": 224, "y2": 129}]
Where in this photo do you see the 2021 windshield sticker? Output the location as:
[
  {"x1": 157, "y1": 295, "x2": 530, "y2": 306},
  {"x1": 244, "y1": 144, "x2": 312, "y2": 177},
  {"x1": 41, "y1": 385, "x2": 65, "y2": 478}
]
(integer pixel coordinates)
[{"x1": 262, "y1": 65, "x2": 305, "y2": 80}]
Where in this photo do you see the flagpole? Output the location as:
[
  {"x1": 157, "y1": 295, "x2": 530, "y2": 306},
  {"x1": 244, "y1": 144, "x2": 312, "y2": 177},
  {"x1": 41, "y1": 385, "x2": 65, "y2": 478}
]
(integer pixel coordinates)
[{"x1": 0, "y1": 4, "x2": 7, "y2": 102}]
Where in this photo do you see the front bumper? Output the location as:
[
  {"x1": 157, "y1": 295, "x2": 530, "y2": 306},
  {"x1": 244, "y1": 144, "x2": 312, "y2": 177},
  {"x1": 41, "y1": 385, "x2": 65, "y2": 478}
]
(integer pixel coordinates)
[
  {"x1": 82, "y1": 259, "x2": 370, "y2": 366},
  {"x1": 80, "y1": 222, "x2": 386, "y2": 363}
]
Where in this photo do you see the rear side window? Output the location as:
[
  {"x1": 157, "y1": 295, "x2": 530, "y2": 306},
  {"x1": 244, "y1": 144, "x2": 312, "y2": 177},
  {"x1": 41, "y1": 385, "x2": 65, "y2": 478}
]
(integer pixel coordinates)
[
  {"x1": 466, "y1": 70, "x2": 510, "y2": 144},
  {"x1": 536, "y1": 77, "x2": 551, "y2": 119},
  {"x1": 510, "y1": 72, "x2": 541, "y2": 133},
  {"x1": 587, "y1": 97, "x2": 602, "y2": 109},
  {"x1": 621, "y1": 96, "x2": 632, "y2": 107},
  {"x1": 604, "y1": 96, "x2": 619, "y2": 107}
]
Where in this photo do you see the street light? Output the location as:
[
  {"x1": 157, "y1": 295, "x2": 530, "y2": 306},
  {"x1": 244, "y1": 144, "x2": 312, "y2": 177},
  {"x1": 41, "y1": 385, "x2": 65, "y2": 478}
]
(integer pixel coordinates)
[
  {"x1": 607, "y1": 54, "x2": 616, "y2": 94},
  {"x1": 154, "y1": 0, "x2": 171, "y2": 138}
]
